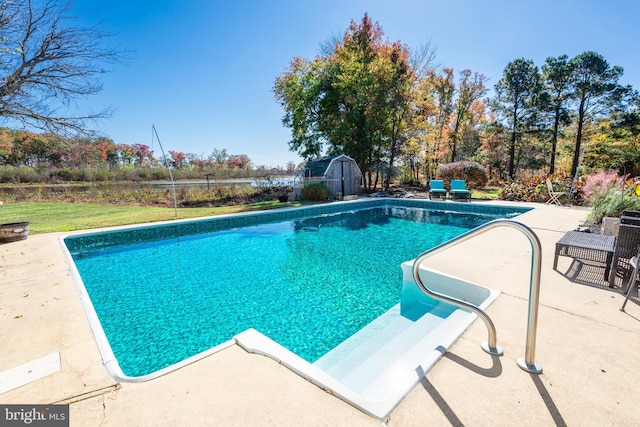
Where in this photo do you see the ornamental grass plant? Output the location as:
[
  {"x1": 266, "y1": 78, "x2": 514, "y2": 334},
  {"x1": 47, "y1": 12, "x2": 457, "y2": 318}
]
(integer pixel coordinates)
[{"x1": 583, "y1": 171, "x2": 640, "y2": 224}]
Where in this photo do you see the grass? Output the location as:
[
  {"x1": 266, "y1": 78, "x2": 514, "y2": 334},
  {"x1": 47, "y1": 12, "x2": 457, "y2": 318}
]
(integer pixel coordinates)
[
  {"x1": 472, "y1": 187, "x2": 501, "y2": 200},
  {"x1": 0, "y1": 201, "x2": 305, "y2": 235}
]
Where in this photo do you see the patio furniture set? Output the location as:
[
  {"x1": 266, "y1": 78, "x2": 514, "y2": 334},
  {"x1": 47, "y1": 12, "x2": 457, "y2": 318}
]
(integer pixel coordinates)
[
  {"x1": 428, "y1": 179, "x2": 471, "y2": 200},
  {"x1": 553, "y1": 210, "x2": 640, "y2": 310}
]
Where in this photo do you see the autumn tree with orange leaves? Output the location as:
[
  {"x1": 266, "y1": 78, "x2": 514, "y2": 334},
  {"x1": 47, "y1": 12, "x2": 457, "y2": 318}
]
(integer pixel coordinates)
[
  {"x1": 275, "y1": 14, "x2": 420, "y2": 191},
  {"x1": 275, "y1": 14, "x2": 492, "y2": 190}
]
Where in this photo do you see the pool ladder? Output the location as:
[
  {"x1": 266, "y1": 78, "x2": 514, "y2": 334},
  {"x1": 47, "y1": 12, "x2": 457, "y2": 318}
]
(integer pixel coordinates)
[{"x1": 412, "y1": 218, "x2": 543, "y2": 373}]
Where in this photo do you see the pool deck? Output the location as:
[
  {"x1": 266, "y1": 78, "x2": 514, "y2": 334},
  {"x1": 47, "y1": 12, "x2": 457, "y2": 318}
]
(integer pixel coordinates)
[{"x1": 1, "y1": 201, "x2": 639, "y2": 426}]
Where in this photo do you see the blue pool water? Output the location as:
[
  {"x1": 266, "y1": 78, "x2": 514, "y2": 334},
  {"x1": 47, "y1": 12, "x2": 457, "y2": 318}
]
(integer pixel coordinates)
[{"x1": 67, "y1": 202, "x2": 528, "y2": 377}]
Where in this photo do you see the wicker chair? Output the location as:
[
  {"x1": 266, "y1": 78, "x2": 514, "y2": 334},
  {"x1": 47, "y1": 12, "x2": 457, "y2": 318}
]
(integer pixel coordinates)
[
  {"x1": 621, "y1": 216, "x2": 640, "y2": 226},
  {"x1": 608, "y1": 223, "x2": 640, "y2": 287},
  {"x1": 620, "y1": 249, "x2": 639, "y2": 311},
  {"x1": 622, "y1": 210, "x2": 640, "y2": 218},
  {"x1": 622, "y1": 211, "x2": 640, "y2": 226}
]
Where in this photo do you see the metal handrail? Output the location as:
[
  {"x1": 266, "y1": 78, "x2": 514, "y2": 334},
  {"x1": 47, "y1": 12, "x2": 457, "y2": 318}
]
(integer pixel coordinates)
[{"x1": 411, "y1": 218, "x2": 543, "y2": 374}]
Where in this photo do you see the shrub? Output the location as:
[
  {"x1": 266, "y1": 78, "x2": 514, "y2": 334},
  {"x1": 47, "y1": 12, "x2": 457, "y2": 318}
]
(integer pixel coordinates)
[
  {"x1": 93, "y1": 169, "x2": 113, "y2": 182},
  {"x1": 0, "y1": 165, "x2": 43, "y2": 183},
  {"x1": 400, "y1": 176, "x2": 422, "y2": 186},
  {"x1": 582, "y1": 170, "x2": 623, "y2": 200},
  {"x1": 54, "y1": 168, "x2": 75, "y2": 181},
  {"x1": 498, "y1": 173, "x2": 571, "y2": 203},
  {"x1": 150, "y1": 169, "x2": 168, "y2": 180},
  {"x1": 436, "y1": 161, "x2": 488, "y2": 190},
  {"x1": 585, "y1": 171, "x2": 640, "y2": 224},
  {"x1": 498, "y1": 176, "x2": 546, "y2": 202},
  {"x1": 301, "y1": 182, "x2": 328, "y2": 201}
]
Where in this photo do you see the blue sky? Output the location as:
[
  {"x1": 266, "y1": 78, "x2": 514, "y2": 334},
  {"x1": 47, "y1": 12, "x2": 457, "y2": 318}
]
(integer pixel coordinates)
[{"x1": 67, "y1": 0, "x2": 640, "y2": 168}]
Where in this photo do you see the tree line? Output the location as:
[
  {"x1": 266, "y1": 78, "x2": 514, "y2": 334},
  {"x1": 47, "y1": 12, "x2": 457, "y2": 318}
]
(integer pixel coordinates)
[
  {"x1": 0, "y1": 128, "x2": 297, "y2": 175},
  {"x1": 274, "y1": 14, "x2": 640, "y2": 191}
]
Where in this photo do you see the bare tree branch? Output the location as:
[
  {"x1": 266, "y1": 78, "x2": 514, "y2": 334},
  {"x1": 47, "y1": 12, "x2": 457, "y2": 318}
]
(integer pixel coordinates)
[{"x1": 0, "y1": 0, "x2": 126, "y2": 135}]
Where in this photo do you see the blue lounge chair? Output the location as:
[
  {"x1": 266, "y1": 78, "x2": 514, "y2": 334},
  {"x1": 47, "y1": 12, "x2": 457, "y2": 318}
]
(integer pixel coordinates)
[
  {"x1": 450, "y1": 180, "x2": 471, "y2": 200},
  {"x1": 429, "y1": 180, "x2": 447, "y2": 199}
]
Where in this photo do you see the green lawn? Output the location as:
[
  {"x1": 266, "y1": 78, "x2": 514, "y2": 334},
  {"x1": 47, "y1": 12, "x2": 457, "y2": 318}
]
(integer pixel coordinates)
[
  {"x1": 0, "y1": 201, "x2": 304, "y2": 234},
  {"x1": 472, "y1": 187, "x2": 501, "y2": 200}
]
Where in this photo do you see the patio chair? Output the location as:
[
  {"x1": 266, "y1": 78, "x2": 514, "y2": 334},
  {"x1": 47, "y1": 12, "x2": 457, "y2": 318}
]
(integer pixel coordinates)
[
  {"x1": 620, "y1": 248, "x2": 639, "y2": 311},
  {"x1": 608, "y1": 223, "x2": 640, "y2": 287},
  {"x1": 429, "y1": 180, "x2": 447, "y2": 199},
  {"x1": 450, "y1": 180, "x2": 471, "y2": 200},
  {"x1": 622, "y1": 210, "x2": 640, "y2": 218},
  {"x1": 546, "y1": 179, "x2": 565, "y2": 206},
  {"x1": 621, "y1": 215, "x2": 640, "y2": 226}
]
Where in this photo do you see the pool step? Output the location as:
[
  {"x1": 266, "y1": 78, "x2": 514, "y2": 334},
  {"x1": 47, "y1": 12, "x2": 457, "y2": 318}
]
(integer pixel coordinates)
[
  {"x1": 314, "y1": 302, "x2": 468, "y2": 397},
  {"x1": 314, "y1": 305, "x2": 411, "y2": 376},
  {"x1": 314, "y1": 304, "x2": 426, "y2": 376}
]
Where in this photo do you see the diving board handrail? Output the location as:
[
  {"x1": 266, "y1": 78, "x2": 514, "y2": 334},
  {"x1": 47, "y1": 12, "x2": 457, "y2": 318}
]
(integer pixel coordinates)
[{"x1": 411, "y1": 218, "x2": 543, "y2": 374}]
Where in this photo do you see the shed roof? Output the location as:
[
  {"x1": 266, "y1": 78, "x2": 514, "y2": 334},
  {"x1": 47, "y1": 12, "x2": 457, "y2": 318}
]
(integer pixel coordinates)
[{"x1": 306, "y1": 154, "x2": 355, "y2": 177}]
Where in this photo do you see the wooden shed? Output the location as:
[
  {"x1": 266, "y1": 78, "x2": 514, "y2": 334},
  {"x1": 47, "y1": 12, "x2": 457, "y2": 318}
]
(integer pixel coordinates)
[{"x1": 297, "y1": 154, "x2": 362, "y2": 199}]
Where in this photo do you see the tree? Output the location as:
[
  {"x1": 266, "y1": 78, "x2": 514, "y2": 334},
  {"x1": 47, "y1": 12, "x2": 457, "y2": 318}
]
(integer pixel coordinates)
[
  {"x1": 18, "y1": 132, "x2": 50, "y2": 166},
  {"x1": 93, "y1": 137, "x2": 118, "y2": 168},
  {"x1": 0, "y1": 127, "x2": 13, "y2": 163},
  {"x1": 456, "y1": 97, "x2": 488, "y2": 161},
  {"x1": 0, "y1": 0, "x2": 123, "y2": 134},
  {"x1": 118, "y1": 144, "x2": 137, "y2": 165},
  {"x1": 424, "y1": 68, "x2": 454, "y2": 179},
  {"x1": 317, "y1": 14, "x2": 387, "y2": 190},
  {"x1": 274, "y1": 14, "x2": 425, "y2": 191},
  {"x1": 477, "y1": 118, "x2": 509, "y2": 181},
  {"x1": 131, "y1": 143, "x2": 153, "y2": 166},
  {"x1": 376, "y1": 42, "x2": 414, "y2": 190},
  {"x1": 569, "y1": 51, "x2": 628, "y2": 177},
  {"x1": 449, "y1": 69, "x2": 487, "y2": 162},
  {"x1": 492, "y1": 59, "x2": 541, "y2": 179},
  {"x1": 285, "y1": 161, "x2": 297, "y2": 174},
  {"x1": 273, "y1": 57, "x2": 325, "y2": 160},
  {"x1": 540, "y1": 55, "x2": 573, "y2": 174},
  {"x1": 592, "y1": 91, "x2": 640, "y2": 176},
  {"x1": 226, "y1": 154, "x2": 251, "y2": 170},
  {"x1": 400, "y1": 43, "x2": 439, "y2": 184},
  {"x1": 210, "y1": 148, "x2": 229, "y2": 165},
  {"x1": 168, "y1": 150, "x2": 186, "y2": 169}
]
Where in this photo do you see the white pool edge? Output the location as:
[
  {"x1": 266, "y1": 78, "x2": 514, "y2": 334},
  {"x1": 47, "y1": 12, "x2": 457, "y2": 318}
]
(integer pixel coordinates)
[{"x1": 59, "y1": 237, "x2": 237, "y2": 383}]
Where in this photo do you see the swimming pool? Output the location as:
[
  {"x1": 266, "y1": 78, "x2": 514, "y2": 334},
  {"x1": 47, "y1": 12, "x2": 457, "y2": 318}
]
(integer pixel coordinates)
[{"x1": 62, "y1": 198, "x2": 531, "y2": 417}]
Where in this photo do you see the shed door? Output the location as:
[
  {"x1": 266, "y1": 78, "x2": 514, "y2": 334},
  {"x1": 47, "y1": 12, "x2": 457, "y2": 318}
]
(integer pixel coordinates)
[{"x1": 338, "y1": 160, "x2": 354, "y2": 195}]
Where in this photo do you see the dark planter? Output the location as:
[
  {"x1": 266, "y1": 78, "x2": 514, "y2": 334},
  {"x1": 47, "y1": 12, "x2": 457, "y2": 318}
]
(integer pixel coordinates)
[
  {"x1": 278, "y1": 195, "x2": 289, "y2": 203},
  {"x1": 0, "y1": 222, "x2": 29, "y2": 243}
]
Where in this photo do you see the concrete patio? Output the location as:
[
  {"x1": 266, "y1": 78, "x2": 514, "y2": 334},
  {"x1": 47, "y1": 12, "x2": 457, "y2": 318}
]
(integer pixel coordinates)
[{"x1": 1, "y1": 202, "x2": 639, "y2": 426}]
